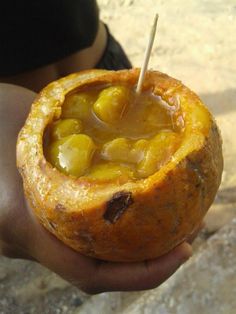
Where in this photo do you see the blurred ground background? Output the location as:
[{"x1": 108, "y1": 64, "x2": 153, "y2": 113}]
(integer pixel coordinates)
[{"x1": 0, "y1": 0, "x2": 235, "y2": 313}]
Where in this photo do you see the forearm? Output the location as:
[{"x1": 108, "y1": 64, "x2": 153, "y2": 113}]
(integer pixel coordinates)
[{"x1": 0, "y1": 83, "x2": 36, "y2": 256}]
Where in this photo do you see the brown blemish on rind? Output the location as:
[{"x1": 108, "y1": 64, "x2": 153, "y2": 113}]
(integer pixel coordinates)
[
  {"x1": 39, "y1": 158, "x2": 47, "y2": 170},
  {"x1": 104, "y1": 191, "x2": 134, "y2": 223},
  {"x1": 186, "y1": 157, "x2": 205, "y2": 187},
  {"x1": 48, "y1": 221, "x2": 57, "y2": 230},
  {"x1": 55, "y1": 203, "x2": 67, "y2": 211}
]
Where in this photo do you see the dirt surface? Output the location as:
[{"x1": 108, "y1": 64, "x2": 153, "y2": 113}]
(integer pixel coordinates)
[{"x1": 0, "y1": 1, "x2": 235, "y2": 313}]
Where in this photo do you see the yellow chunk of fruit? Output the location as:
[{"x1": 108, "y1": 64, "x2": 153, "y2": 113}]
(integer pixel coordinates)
[
  {"x1": 137, "y1": 132, "x2": 179, "y2": 178},
  {"x1": 101, "y1": 138, "x2": 149, "y2": 164},
  {"x1": 62, "y1": 91, "x2": 98, "y2": 120},
  {"x1": 50, "y1": 119, "x2": 83, "y2": 140},
  {"x1": 45, "y1": 85, "x2": 183, "y2": 181},
  {"x1": 101, "y1": 138, "x2": 130, "y2": 162},
  {"x1": 46, "y1": 134, "x2": 96, "y2": 177},
  {"x1": 86, "y1": 163, "x2": 134, "y2": 181},
  {"x1": 130, "y1": 139, "x2": 149, "y2": 163},
  {"x1": 93, "y1": 86, "x2": 131, "y2": 123}
]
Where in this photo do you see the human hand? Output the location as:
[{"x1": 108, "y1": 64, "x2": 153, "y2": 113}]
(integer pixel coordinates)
[
  {"x1": 1, "y1": 204, "x2": 193, "y2": 294},
  {"x1": 0, "y1": 83, "x2": 194, "y2": 294}
]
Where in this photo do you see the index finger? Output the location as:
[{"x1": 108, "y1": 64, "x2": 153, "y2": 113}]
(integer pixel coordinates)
[
  {"x1": 89, "y1": 242, "x2": 192, "y2": 293},
  {"x1": 29, "y1": 214, "x2": 192, "y2": 294}
]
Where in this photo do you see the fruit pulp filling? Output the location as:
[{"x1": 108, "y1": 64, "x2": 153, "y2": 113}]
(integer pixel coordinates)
[{"x1": 44, "y1": 84, "x2": 184, "y2": 181}]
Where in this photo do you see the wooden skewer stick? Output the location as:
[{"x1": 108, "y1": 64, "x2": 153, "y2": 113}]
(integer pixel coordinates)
[{"x1": 136, "y1": 14, "x2": 159, "y2": 94}]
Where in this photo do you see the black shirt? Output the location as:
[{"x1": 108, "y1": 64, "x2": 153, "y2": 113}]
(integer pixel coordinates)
[{"x1": 0, "y1": 0, "x2": 99, "y2": 76}]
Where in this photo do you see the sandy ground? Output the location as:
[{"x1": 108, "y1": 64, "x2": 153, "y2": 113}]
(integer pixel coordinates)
[{"x1": 0, "y1": 1, "x2": 236, "y2": 313}]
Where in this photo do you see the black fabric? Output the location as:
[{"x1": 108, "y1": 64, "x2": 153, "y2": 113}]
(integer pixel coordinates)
[
  {"x1": 0, "y1": 0, "x2": 99, "y2": 76},
  {"x1": 96, "y1": 25, "x2": 132, "y2": 70}
]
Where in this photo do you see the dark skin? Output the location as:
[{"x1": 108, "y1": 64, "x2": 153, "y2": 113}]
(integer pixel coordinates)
[{"x1": 0, "y1": 83, "x2": 195, "y2": 294}]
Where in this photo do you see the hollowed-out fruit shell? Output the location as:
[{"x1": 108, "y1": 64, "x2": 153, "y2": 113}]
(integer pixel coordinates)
[{"x1": 16, "y1": 69, "x2": 223, "y2": 261}]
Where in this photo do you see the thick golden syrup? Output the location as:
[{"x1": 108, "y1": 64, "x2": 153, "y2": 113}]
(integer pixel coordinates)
[
  {"x1": 81, "y1": 88, "x2": 181, "y2": 143},
  {"x1": 45, "y1": 85, "x2": 184, "y2": 180}
]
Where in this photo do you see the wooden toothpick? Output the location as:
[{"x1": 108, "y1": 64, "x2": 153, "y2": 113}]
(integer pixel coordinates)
[{"x1": 136, "y1": 14, "x2": 159, "y2": 94}]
